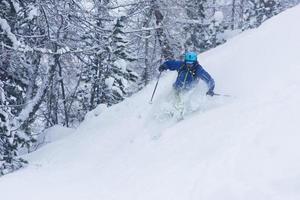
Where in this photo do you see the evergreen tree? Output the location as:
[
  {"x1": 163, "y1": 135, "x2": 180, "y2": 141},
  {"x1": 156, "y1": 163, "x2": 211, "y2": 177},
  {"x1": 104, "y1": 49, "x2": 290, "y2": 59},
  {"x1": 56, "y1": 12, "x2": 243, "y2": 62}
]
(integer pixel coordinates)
[
  {"x1": 77, "y1": 5, "x2": 138, "y2": 110},
  {"x1": 0, "y1": 0, "x2": 37, "y2": 175},
  {"x1": 244, "y1": 0, "x2": 282, "y2": 28},
  {"x1": 0, "y1": 80, "x2": 28, "y2": 175},
  {"x1": 99, "y1": 16, "x2": 138, "y2": 106},
  {"x1": 184, "y1": 0, "x2": 226, "y2": 52}
]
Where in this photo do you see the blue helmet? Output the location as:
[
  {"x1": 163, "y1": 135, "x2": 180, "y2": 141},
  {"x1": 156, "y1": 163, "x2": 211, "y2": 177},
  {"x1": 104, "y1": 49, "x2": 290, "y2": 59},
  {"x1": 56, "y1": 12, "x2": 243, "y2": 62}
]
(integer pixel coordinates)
[{"x1": 184, "y1": 52, "x2": 197, "y2": 63}]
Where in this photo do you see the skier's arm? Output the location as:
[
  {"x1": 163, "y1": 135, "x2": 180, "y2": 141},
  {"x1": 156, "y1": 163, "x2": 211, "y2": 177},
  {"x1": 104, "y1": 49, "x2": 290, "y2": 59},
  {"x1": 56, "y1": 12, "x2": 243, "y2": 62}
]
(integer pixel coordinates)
[
  {"x1": 160, "y1": 60, "x2": 183, "y2": 71},
  {"x1": 196, "y1": 65, "x2": 215, "y2": 92}
]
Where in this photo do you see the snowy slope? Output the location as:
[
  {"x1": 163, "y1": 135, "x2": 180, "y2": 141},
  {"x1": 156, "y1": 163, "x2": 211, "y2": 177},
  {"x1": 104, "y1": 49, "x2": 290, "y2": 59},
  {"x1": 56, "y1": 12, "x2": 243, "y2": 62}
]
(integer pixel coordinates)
[{"x1": 1, "y1": 5, "x2": 300, "y2": 200}]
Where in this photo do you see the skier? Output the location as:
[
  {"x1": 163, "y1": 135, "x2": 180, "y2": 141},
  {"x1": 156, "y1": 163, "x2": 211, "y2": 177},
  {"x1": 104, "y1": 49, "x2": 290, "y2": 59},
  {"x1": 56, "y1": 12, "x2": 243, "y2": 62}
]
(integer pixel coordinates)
[
  {"x1": 158, "y1": 51, "x2": 215, "y2": 119},
  {"x1": 158, "y1": 51, "x2": 215, "y2": 96}
]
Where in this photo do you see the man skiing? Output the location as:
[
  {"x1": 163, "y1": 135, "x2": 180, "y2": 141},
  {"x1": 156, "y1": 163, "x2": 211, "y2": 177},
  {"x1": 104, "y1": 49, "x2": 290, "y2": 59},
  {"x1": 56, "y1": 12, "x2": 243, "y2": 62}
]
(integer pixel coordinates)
[
  {"x1": 158, "y1": 52, "x2": 215, "y2": 96},
  {"x1": 158, "y1": 51, "x2": 215, "y2": 119}
]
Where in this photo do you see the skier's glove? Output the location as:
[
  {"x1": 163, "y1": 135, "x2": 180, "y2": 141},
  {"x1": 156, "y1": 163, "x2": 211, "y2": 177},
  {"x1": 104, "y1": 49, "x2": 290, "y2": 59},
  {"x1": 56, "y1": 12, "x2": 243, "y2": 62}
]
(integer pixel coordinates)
[
  {"x1": 206, "y1": 90, "x2": 215, "y2": 96},
  {"x1": 158, "y1": 64, "x2": 166, "y2": 72}
]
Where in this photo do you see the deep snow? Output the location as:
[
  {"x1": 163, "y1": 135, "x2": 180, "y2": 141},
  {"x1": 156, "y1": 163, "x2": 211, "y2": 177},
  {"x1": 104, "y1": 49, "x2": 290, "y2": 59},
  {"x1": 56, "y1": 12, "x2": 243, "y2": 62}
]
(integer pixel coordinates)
[{"x1": 1, "y1": 5, "x2": 300, "y2": 200}]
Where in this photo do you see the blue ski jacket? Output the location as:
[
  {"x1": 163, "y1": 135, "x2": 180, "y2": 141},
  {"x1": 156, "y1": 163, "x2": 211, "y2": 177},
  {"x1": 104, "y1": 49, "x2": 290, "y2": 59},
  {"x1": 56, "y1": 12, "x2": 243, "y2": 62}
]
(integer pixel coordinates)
[{"x1": 161, "y1": 60, "x2": 215, "y2": 92}]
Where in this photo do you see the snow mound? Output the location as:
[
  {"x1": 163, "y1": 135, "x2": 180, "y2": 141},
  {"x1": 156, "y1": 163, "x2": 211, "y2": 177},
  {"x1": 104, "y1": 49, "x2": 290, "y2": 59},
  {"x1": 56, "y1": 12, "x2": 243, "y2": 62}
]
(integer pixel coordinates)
[{"x1": 41, "y1": 125, "x2": 75, "y2": 143}]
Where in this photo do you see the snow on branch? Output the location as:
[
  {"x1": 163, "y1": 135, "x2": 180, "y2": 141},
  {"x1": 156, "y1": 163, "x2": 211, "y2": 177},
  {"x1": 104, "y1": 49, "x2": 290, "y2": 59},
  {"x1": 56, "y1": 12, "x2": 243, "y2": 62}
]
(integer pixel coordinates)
[
  {"x1": 11, "y1": 0, "x2": 21, "y2": 13},
  {"x1": 123, "y1": 26, "x2": 165, "y2": 34},
  {"x1": 0, "y1": 18, "x2": 20, "y2": 49}
]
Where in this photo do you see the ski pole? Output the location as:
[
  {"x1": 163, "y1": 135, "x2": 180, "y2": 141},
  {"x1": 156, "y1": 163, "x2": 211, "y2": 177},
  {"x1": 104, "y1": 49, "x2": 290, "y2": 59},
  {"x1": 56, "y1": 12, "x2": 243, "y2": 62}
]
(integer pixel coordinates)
[{"x1": 150, "y1": 72, "x2": 162, "y2": 104}]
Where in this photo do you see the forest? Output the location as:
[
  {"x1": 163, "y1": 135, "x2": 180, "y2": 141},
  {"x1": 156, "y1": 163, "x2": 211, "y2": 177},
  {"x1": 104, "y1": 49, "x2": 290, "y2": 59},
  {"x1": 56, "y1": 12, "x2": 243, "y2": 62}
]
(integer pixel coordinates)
[{"x1": 0, "y1": 0, "x2": 299, "y2": 175}]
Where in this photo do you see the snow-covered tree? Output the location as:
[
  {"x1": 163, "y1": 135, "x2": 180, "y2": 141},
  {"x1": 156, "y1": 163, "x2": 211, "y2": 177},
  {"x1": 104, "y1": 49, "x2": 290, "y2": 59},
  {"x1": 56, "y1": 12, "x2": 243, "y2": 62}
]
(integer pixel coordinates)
[
  {"x1": 0, "y1": 0, "x2": 40, "y2": 175},
  {"x1": 244, "y1": 0, "x2": 282, "y2": 28},
  {"x1": 96, "y1": 16, "x2": 138, "y2": 106},
  {"x1": 183, "y1": 0, "x2": 227, "y2": 52},
  {"x1": 101, "y1": 17, "x2": 138, "y2": 104}
]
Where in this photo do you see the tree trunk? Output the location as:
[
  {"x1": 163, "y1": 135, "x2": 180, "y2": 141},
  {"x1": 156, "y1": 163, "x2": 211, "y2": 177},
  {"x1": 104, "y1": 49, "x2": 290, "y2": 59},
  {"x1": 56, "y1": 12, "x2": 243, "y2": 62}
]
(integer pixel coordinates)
[
  {"x1": 144, "y1": 32, "x2": 151, "y2": 85},
  {"x1": 18, "y1": 61, "x2": 57, "y2": 131},
  {"x1": 153, "y1": 0, "x2": 174, "y2": 60},
  {"x1": 231, "y1": 0, "x2": 236, "y2": 30},
  {"x1": 56, "y1": 54, "x2": 69, "y2": 127},
  {"x1": 239, "y1": 0, "x2": 245, "y2": 28}
]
